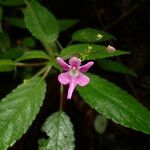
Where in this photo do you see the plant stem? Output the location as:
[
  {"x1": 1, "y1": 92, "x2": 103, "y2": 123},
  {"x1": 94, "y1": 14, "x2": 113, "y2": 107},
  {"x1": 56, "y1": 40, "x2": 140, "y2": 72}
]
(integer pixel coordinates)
[
  {"x1": 59, "y1": 84, "x2": 64, "y2": 111},
  {"x1": 16, "y1": 62, "x2": 47, "y2": 67},
  {"x1": 35, "y1": 65, "x2": 48, "y2": 76},
  {"x1": 56, "y1": 40, "x2": 63, "y2": 50},
  {"x1": 42, "y1": 65, "x2": 52, "y2": 79},
  {"x1": 104, "y1": 0, "x2": 148, "y2": 30},
  {"x1": 67, "y1": 39, "x2": 73, "y2": 47},
  {"x1": 24, "y1": 0, "x2": 30, "y2": 6},
  {"x1": 42, "y1": 41, "x2": 55, "y2": 58}
]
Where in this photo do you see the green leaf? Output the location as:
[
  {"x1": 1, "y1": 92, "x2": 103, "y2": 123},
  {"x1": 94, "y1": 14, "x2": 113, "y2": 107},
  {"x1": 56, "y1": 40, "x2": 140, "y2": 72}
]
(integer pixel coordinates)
[
  {"x1": 77, "y1": 73, "x2": 150, "y2": 134},
  {"x1": 39, "y1": 111, "x2": 75, "y2": 150},
  {"x1": 0, "y1": 76, "x2": 46, "y2": 150},
  {"x1": 0, "y1": 0, "x2": 24, "y2": 6},
  {"x1": 16, "y1": 50, "x2": 50, "y2": 62},
  {"x1": 60, "y1": 44, "x2": 129, "y2": 60},
  {"x1": 0, "y1": 59, "x2": 15, "y2": 72},
  {"x1": 22, "y1": 37, "x2": 36, "y2": 47},
  {"x1": 6, "y1": 17, "x2": 26, "y2": 29},
  {"x1": 51, "y1": 59, "x2": 61, "y2": 71},
  {"x1": 94, "y1": 114, "x2": 108, "y2": 134},
  {"x1": 58, "y1": 19, "x2": 79, "y2": 32},
  {"x1": 24, "y1": 1, "x2": 59, "y2": 43},
  {"x1": 0, "y1": 47, "x2": 25, "y2": 60},
  {"x1": 72, "y1": 28, "x2": 116, "y2": 42},
  {"x1": 0, "y1": 32, "x2": 10, "y2": 49},
  {"x1": 98, "y1": 59, "x2": 136, "y2": 76}
]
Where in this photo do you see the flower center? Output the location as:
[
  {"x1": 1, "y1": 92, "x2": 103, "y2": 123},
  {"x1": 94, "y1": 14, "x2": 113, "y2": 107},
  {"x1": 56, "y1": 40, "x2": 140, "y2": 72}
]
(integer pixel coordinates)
[{"x1": 70, "y1": 67, "x2": 79, "y2": 77}]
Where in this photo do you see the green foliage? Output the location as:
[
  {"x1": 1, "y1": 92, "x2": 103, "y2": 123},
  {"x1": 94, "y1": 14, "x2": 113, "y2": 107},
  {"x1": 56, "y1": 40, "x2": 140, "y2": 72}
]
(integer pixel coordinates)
[
  {"x1": 50, "y1": 59, "x2": 61, "y2": 71},
  {"x1": 98, "y1": 59, "x2": 136, "y2": 76},
  {"x1": 16, "y1": 50, "x2": 50, "y2": 62},
  {"x1": 72, "y1": 28, "x2": 116, "y2": 42},
  {"x1": 58, "y1": 19, "x2": 79, "y2": 32},
  {"x1": 6, "y1": 17, "x2": 26, "y2": 29},
  {"x1": 22, "y1": 37, "x2": 36, "y2": 48},
  {"x1": 0, "y1": 32, "x2": 10, "y2": 49},
  {"x1": 0, "y1": 59, "x2": 15, "y2": 72},
  {"x1": 77, "y1": 73, "x2": 150, "y2": 134},
  {"x1": 0, "y1": 1, "x2": 148, "y2": 149},
  {"x1": 20, "y1": 67, "x2": 34, "y2": 79},
  {"x1": 39, "y1": 111, "x2": 75, "y2": 150},
  {"x1": 0, "y1": 47, "x2": 24, "y2": 60},
  {"x1": 24, "y1": 1, "x2": 59, "y2": 43},
  {"x1": 94, "y1": 114, "x2": 108, "y2": 134},
  {"x1": 0, "y1": 0, "x2": 24, "y2": 6},
  {"x1": 60, "y1": 44, "x2": 129, "y2": 60},
  {"x1": 0, "y1": 76, "x2": 46, "y2": 150}
]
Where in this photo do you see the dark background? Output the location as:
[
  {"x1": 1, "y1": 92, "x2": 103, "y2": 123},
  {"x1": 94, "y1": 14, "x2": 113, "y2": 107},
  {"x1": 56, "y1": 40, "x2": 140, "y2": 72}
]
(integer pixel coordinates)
[{"x1": 0, "y1": 0, "x2": 150, "y2": 149}]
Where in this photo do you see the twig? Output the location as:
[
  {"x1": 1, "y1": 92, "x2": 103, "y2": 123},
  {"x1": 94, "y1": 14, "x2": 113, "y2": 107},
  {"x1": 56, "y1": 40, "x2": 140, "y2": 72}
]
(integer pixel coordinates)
[
  {"x1": 67, "y1": 39, "x2": 73, "y2": 47},
  {"x1": 42, "y1": 41, "x2": 55, "y2": 58},
  {"x1": 16, "y1": 62, "x2": 47, "y2": 67},
  {"x1": 35, "y1": 65, "x2": 48, "y2": 76},
  {"x1": 104, "y1": 0, "x2": 148, "y2": 30},
  {"x1": 56, "y1": 40, "x2": 64, "y2": 50},
  {"x1": 42, "y1": 65, "x2": 52, "y2": 79},
  {"x1": 59, "y1": 84, "x2": 64, "y2": 111}
]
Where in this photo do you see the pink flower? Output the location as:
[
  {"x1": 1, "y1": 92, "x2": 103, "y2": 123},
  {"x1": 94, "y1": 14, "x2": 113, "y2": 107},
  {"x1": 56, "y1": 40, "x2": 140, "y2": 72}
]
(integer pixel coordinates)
[
  {"x1": 56, "y1": 57, "x2": 94, "y2": 99},
  {"x1": 106, "y1": 45, "x2": 116, "y2": 52}
]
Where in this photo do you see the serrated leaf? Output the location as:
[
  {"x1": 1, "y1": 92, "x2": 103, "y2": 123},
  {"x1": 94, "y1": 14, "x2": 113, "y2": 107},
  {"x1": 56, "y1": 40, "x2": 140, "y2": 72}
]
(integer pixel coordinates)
[
  {"x1": 16, "y1": 50, "x2": 50, "y2": 62},
  {"x1": 0, "y1": 59, "x2": 15, "y2": 72},
  {"x1": 0, "y1": 76, "x2": 46, "y2": 150},
  {"x1": 24, "y1": 1, "x2": 59, "y2": 43},
  {"x1": 39, "y1": 111, "x2": 75, "y2": 150},
  {"x1": 72, "y1": 28, "x2": 116, "y2": 42},
  {"x1": 60, "y1": 44, "x2": 129, "y2": 60},
  {"x1": 6, "y1": 17, "x2": 26, "y2": 29},
  {"x1": 58, "y1": 19, "x2": 79, "y2": 32},
  {"x1": 98, "y1": 59, "x2": 136, "y2": 76},
  {"x1": 0, "y1": 0, "x2": 24, "y2": 6},
  {"x1": 77, "y1": 73, "x2": 150, "y2": 134}
]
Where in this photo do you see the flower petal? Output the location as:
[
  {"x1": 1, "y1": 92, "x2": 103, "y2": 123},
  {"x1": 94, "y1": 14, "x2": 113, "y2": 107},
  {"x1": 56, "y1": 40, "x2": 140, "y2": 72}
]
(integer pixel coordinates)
[
  {"x1": 58, "y1": 72, "x2": 70, "y2": 85},
  {"x1": 56, "y1": 57, "x2": 70, "y2": 71},
  {"x1": 67, "y1": 78, "x2": 77, "y2": 99},
  {"x1": 76, "y1": 73, "x2": 90, "y2": 86},
  {"x1": 79, "y1": 61, "x2": 94, "y2": 73},
  {"x1": 69, "y1": 57, "x2": 81, "y2": 67}
]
